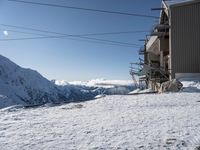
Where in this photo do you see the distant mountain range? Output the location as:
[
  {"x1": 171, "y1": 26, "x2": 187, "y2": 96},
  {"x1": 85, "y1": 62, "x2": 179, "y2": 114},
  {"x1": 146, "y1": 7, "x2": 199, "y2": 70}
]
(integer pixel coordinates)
[{"x1": 0, "y1": 55, "x2": 135, "y2": 108}]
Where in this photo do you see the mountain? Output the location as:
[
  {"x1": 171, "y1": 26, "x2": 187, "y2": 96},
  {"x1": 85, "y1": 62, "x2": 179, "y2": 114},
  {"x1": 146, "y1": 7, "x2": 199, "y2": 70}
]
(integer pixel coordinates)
[
  {"x1": 0, "y1": 55, "x2": 135, "y2": 108},
  {"x1": 0, "y1": 55, "x2": 69, "y2": 108},
  {"x1": 53, "y1": 78, "x2": 136, "y2": 100}
]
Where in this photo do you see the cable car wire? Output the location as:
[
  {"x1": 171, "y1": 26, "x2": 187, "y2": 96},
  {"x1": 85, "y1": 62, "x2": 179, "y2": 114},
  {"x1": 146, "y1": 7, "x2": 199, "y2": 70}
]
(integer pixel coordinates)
[{"x1": 8, "y1": 0, "x2": 159, "y2": 19}]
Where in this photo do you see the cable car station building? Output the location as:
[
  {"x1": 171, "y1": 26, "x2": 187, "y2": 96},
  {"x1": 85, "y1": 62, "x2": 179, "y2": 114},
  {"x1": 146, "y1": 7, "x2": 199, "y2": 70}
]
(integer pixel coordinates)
[{"x1": 134, "y1": 0, "x2": 200, "y2": 90}]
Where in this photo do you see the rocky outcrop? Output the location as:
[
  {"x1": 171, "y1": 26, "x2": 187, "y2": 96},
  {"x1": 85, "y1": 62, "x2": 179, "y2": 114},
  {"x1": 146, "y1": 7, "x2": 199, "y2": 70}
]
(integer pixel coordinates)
[{"x1": 159, "y1": 79, "x2": 183, "y2": 93}]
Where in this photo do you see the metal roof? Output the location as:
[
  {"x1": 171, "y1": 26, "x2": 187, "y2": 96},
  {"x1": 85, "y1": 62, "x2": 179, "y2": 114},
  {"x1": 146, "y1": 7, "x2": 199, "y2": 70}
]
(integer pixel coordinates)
[{"x1": 164, "y1": 0, "x2": 198, "y2": 7}]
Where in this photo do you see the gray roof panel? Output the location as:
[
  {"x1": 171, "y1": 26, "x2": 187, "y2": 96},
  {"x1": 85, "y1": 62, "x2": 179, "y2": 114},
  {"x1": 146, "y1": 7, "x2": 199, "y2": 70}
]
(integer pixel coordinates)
[{"x1": 165, "y1": 0, "x2": 196, "y2": 7}]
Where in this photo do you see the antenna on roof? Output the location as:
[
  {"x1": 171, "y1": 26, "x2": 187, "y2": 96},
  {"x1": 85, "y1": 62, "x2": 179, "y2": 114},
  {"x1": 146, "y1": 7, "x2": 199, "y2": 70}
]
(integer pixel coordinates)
[
  {"x1": 138, "y1": 39, "x2": 146, "y2": 42},
  {"x1": 151, "y1": 8, "x2": 165, "y2": 11}
]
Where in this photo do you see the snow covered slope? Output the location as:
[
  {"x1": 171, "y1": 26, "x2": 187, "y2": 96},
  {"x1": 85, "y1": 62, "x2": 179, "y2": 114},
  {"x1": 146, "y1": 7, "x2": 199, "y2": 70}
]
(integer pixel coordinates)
[
  {"x1": 0, "y1": 55, "x2": 69, "y2": 108},
  {"x1": 0, "y1": 92, "x2": 200, "y2": 149}
]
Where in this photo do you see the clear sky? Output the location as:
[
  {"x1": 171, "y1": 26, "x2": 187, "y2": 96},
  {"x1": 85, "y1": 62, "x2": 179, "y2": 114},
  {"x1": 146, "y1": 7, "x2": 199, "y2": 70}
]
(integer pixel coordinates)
[{"x1": 0, "y1": 0, "x2": 161, "y2": 81}]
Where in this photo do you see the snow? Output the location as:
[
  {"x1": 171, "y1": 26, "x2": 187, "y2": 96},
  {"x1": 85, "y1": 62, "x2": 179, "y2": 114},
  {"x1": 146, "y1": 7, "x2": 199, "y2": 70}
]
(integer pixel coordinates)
[
  {"x1": 0, "y1": 91, "x2": 200, "y2": 149},
  {"x1": 94, "y1": 94, "x2": 106, "y2": 99},
  {"x1": 180, "y1": 78, "x2": 200, "y2": 92},
  {"x1": 129, "y1": 88, "x2": 154, "y2": 94}
]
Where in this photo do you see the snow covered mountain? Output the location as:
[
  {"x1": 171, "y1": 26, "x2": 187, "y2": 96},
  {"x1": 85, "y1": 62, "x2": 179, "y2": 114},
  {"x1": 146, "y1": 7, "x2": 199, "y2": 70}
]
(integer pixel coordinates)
[
  {"x1": 55, "y1": 78, "x2": 133, "y2": 88},
  {"x1": 53, "y1": 78, "x2": 135, "y2": 96},
  {"x1": 0, "y1": 55, "x2": 135, "y2": 108},
  {"x1": 0, "y1": 55, "x2": 69, "y2": 108}
]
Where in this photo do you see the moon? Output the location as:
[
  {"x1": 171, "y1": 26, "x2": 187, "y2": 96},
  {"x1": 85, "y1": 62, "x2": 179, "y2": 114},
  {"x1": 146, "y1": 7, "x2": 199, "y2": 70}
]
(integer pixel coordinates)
[{"x1": 3, "y1": 30, "x2": 9, "y2": 36}]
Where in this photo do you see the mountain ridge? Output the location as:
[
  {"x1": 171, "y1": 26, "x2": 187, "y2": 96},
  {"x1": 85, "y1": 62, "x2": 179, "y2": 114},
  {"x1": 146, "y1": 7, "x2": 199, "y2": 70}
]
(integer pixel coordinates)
[
  {"x1": 0, "y1": 55, "x2": 135, "y2": 108},
  {"x1": 0, "y1": 55, "x2": 70, "y2": 108}
]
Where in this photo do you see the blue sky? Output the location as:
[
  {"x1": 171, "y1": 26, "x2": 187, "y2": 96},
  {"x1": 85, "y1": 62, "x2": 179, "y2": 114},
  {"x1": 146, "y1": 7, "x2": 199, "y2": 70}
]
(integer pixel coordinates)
[{"x1": 0, "y1": 0, "x2": 161, "y2": 81}]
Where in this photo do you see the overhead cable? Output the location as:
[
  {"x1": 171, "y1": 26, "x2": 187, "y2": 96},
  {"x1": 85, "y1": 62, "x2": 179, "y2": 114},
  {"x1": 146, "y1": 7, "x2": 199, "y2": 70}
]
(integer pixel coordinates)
[
  {"x1": 8, "y1": 0, "x2": 159, "y2": 19},
  {"x1": 0, "y1": 24, "x2": 142, "y2": 47}
]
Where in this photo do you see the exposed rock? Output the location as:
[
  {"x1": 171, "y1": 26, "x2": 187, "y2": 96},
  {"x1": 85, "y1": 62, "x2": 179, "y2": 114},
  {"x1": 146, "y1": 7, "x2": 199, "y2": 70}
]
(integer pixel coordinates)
[
  {"x1": 165, "y1": 138, "x2": 177, "y2": 145},
  {"x1": 195, "y1": 146, "x2": 200, "y2": 150},
  {"x1": 159, "y1": 79, "x2": 183, "y2": 93}
]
